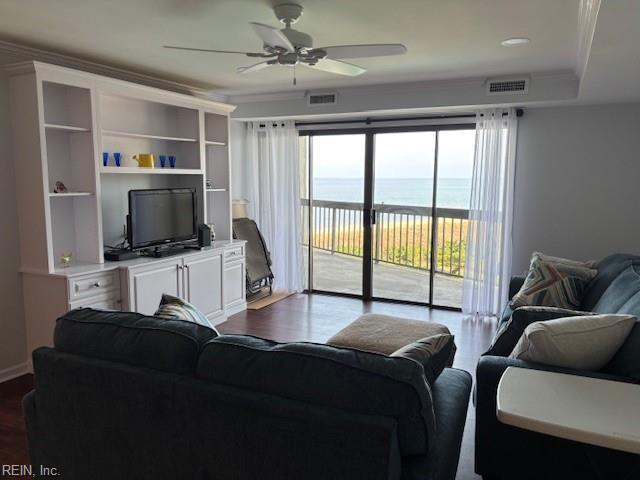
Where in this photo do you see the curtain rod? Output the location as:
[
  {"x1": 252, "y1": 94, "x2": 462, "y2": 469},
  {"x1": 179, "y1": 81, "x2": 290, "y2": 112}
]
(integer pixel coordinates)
[
  {"x1": 294, "y1": 108, "x2": 523, "y2": 127},
  {"x1": 257, "y1": 122, "x2": 288, "y2": 128}
]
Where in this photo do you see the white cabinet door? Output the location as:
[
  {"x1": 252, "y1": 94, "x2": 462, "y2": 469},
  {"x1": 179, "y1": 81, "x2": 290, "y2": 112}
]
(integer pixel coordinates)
[
  {"x1": 129, "y1": 260, "x2": 182, "y2": 315},
  {"x1": 184, "y1": 253, "x2": 223, "y2": 318},
  {"x1": 224, "y1": 260, "x2": 246, "y2": 308}
]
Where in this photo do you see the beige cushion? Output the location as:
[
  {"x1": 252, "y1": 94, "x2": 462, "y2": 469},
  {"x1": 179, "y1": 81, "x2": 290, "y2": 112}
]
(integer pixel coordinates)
[
  {"x1": 509, "y1": 314, "x2": 636, "y2": 370},
  {"x1": 327, "y1": 313, "x2": 451, "y2": 356}
]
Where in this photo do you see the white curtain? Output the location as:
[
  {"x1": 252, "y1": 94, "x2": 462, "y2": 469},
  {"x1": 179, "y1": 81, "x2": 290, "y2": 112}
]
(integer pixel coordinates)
[
  {"x1": 245, "y1": 120, "x2": 304, "y2": 292},
  {"x1": 462, "y1": 108, "x2": 518, "y2": 317}
]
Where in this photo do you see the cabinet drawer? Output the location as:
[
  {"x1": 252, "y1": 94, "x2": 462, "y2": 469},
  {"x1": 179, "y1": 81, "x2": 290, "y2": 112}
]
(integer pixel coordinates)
[
  {"x1": 69, "y1": 292, "x2": 121, "y2": 311},
  {"x1": 69, "y1": 271, "x2": 120, "y2": 301},
  {"x1": 224, "y1": 246, "x2": 244, "y2": 263}
]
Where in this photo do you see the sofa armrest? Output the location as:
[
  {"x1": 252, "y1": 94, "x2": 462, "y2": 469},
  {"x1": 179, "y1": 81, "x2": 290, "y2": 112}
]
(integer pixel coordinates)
[
  {"x1": 475, "y1": 356, "x2": 639, "y2": 479},
  {"x1": 508, "y1": 275, "x2": 526, "y2": 300}
]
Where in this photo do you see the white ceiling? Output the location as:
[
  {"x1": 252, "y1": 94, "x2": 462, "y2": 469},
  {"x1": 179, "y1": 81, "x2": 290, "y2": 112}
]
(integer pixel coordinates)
[
  {"x1": 0, "y1": 0, "x2": 581, "y2": 94},
  {"x1": 578, "y1": 0, "x2": 640, "y2": 103}
]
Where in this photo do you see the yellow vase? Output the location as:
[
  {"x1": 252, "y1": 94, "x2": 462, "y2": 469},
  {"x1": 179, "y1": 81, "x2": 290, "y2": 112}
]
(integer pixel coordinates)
[{"x1": 133, "y1": 153, "x2": 155, "y2": 168}]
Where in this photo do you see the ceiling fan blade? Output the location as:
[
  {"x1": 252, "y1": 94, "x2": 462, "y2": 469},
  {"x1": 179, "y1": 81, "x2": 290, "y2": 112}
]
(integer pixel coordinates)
[
  {"x1": 306, "y1": 59, "x2": 366, "y2": 76},
  {"x1": 250, "y1": 22, "x2": 295, "y2": 52},
  {"x1": 316, "y1": 44, "x2": 407, "y2": 59},
  {"x1": 237, "y1": 61, "x2": 272, "y2": 74},
  {"x1": 164, "y1": 45, "x2": 257, "y2": 55}
]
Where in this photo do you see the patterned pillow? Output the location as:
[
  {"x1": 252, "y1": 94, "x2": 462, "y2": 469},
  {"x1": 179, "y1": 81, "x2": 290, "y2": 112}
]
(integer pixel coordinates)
[
  {"x1": 154, "y1": 294, "x2": 219, "y2": 333},
  {"x1": 511, "y1": 252, "x2": 597, "y2": 309}
]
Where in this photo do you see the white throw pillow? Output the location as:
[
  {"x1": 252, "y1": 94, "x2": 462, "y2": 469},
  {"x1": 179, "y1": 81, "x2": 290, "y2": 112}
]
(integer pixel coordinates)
[{"x1": 509, "y1": 314, "x2": 635, "y2": 370}]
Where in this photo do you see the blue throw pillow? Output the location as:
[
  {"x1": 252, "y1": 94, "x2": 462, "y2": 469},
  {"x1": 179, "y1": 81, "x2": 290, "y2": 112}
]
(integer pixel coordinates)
[{"x1": 603, "y1": 321, "x2": 640, "y2": 380}]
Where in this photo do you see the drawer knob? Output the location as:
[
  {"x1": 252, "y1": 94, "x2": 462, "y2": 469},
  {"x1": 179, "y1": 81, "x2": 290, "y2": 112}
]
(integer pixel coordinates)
[{"x1": 93, "y1": 281, "x2": 101, "y2": 288}]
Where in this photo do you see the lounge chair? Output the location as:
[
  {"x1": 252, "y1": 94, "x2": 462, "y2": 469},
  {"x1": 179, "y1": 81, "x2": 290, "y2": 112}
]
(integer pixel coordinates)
[{"x1": 232, "y1": 217, "x2": 274, "y2": 299}]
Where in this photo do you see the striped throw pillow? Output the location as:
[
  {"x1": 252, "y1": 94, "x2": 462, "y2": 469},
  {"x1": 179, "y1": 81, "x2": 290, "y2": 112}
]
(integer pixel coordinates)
[
  {"x1": 154, "y1": 294, "x2": 218, "y2": 333},
  {"x1": 511, "y1": 252, "x2": 597, "y2": 309}
]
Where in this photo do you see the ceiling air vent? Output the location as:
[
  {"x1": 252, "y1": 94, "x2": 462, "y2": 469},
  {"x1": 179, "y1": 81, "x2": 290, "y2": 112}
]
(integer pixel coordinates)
[
  {"x1": 307, "y1": 92, "x2": 338, "y2": 106},
  {"x1": 486, "y1": 78, "x2": 529, "y2": 96}
]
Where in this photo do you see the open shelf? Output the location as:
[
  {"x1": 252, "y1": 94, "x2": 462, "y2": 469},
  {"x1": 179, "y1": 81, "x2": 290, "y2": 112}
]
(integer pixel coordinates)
[
  {"x1": 49, "y1": 192, "x2": 93, "y2": 198},
  {"x1": 100, "y1": 166, "x2": 203, "y2": 175},
  {"x1": 45, "y1": 123, "x2": 90, "y2": 133},
  {"x1": 102, "y1": 129, "x2": 198, "y2": 143},
  {"x1": 206, "y1": 188, "x2": 228, "y2": 192},
  {"x1": 205, "y1": 140, "x2": 226, "y2": 146},
  {"x1": 42, "y1": 82, "x2": 92, "y2": 130}
]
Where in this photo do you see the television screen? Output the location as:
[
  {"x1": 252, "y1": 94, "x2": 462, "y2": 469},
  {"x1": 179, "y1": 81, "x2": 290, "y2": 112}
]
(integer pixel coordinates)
[{"x1": 128, "y1": 188, "x2": 197, "y2": 250}]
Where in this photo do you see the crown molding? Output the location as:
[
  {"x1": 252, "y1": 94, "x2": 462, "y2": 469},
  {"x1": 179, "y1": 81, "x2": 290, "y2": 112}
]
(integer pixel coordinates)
[
  {"x1": 576, "y1": 0, "x2": 601, "y2": 81},
  {"x1": 0, "y1": 38, "x2": 227, "y2": 101}
]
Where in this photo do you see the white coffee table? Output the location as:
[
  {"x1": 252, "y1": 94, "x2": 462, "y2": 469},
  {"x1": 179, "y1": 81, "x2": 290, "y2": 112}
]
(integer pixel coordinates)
[{"x1": 497, "y1": 366, "x2": 640, "y2": 454}]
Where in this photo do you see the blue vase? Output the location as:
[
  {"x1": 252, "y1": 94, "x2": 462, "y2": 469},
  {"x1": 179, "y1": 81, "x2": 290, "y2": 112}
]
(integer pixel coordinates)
[
  {"x1": 169, "y1": 155, "x2": 176, "y2": 168},
  {"x1": 159, "y1": 155, "x2": 167, "y2": 168},
  {"x1": 102, "y1": 152, "x2": 109, "y2": 167},
  {"x1": 113, "y1": 152, "x2": 122, "y2": 167}
]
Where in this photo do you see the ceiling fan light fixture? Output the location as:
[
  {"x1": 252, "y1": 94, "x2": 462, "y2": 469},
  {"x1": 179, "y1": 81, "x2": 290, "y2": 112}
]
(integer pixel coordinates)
[
  {"x1": 501, "y1": 37, "x2": 530, "y2": 47},
  {"x1": 165, "y1": 3, "x2": 407, "y2": 84}
]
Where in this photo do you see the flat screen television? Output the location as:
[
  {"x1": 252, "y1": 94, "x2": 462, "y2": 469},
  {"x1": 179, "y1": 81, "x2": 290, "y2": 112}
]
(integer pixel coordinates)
[{"x1": 127, "y1": 188, "x2": 197, "y2": 250}]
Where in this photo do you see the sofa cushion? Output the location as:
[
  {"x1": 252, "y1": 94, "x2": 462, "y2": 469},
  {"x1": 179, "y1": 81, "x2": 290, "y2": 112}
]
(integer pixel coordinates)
[
  {"x1": 591, "y1": 264, "x2": 640, "y2": 315},
  {"x1": 54, "y1": 308, "x2": 218, "y2": 374},
  {"x1": 390, "y1": 334, "x2": 456, "y2": 384},
  {"x1": 603, "y1": 320, "x2": 640, "y2": 381},
  {"x1": 511, "y1": 252, "x2": 597, "y2": 309},
  {"x1": 509, "y1": 314, "x2": 636, "y2": 370},
  {"x1": 486, "y1": 306, "x2": 592, "y2": 357},
  {"x1": 580, "y1": 254, "x2": 640, "y2": 311},
  {"x1": 196, "y1": 335, "x2": 436, "y2": 456}
]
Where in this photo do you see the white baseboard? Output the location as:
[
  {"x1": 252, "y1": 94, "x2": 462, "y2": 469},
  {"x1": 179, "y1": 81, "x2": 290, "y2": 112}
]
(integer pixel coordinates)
[
  {"x1": 0, "y1": 361, "x2": 30, "y2": 384},
  {"x1": 225, "y1": 301, "x2": 247, "y2": 317}
]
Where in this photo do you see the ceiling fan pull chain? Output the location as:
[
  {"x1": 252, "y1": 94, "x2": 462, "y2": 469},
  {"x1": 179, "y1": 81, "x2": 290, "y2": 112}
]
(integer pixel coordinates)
[{"x1": 293, "y1": 64, "x2": 297, "y2": 86}]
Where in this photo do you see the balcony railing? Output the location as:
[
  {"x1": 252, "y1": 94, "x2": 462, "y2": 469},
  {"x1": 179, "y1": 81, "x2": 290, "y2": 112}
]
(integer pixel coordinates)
[{"x1": 301, "y1": 199, "x2": 469, "y2": 277}]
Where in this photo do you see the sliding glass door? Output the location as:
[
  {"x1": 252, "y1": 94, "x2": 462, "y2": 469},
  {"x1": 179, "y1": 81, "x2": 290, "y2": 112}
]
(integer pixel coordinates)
[
  {"x1": 372, "y1": 132, "x2": 436, "y2": 303},
  {"x1": 432, "y1": 129, "x2": 475, "y2": 307},
  {"x1": 300, "y1": 133, "x2": 366, "y2": 295},
  {"x1": 300, "y1": 125, "x2": 474, "y2": 309}
]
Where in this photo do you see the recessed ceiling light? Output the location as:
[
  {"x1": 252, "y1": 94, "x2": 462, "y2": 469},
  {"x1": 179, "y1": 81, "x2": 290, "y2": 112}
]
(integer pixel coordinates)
[{"x1": 501, "y1": 37, "x2": 530, "y2": 47}]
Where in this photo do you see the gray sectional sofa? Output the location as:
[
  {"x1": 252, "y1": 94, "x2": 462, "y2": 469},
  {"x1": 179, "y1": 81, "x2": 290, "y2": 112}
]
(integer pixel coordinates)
[
  {"x1": 475, "y1": 253, "x2": 640, "y2": 480},
  {"x1": 24, "y1": 308, "x2": 472, "y2": 480}
]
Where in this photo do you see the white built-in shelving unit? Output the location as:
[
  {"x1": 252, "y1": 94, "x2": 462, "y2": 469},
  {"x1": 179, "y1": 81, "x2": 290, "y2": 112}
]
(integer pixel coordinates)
[
  {"x1": 8, "y1": 62, "x2": 246, "y2": 366},
  {"x1": 7, "y1": 61, "x2": 236, "y2": 274},
  {"x1": 204, "y1": 111, "x2": 232, "y2": 241}
]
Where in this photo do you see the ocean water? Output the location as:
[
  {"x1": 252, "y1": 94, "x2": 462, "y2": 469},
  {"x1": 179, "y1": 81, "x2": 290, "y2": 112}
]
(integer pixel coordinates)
[{"x1": 312, "y1": 178, "x2": 471, "y2": 209}]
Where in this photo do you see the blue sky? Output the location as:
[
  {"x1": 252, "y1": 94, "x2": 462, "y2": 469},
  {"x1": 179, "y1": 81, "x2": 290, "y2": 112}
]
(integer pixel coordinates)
[{"x1": 311, "y1": 129, "x2": 475, "y2": 179}]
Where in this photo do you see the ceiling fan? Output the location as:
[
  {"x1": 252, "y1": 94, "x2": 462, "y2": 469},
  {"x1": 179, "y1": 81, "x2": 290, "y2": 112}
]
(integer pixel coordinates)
[{"x1": 164, "y1": 3, "x2": 407, "y2": 83}]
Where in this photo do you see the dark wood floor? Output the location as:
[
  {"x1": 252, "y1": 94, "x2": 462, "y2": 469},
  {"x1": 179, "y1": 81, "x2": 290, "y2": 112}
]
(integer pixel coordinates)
[{"x1": 0, "y1": 293, "x2": 496, "y2": 479}]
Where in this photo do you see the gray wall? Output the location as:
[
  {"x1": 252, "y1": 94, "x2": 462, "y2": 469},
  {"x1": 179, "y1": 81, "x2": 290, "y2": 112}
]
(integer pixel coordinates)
[
  {"x1": 2, "y1": 78, "x2": 640, "y2": 373},
  {"x1": 512, "y1": 103, "x2": 640, "y2": 274},
  {"x1": 0, "y1": 70, "x2": 26, "y2": 371},
  {"x1": 230, "y1": 120, "x2": 247, "y2": 201}
]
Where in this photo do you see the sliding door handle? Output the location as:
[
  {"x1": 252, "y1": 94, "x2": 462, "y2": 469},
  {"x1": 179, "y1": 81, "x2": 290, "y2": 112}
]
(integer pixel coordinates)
[{"x1": 371, "y1": 209, "x2": 377, "y2": 225}]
